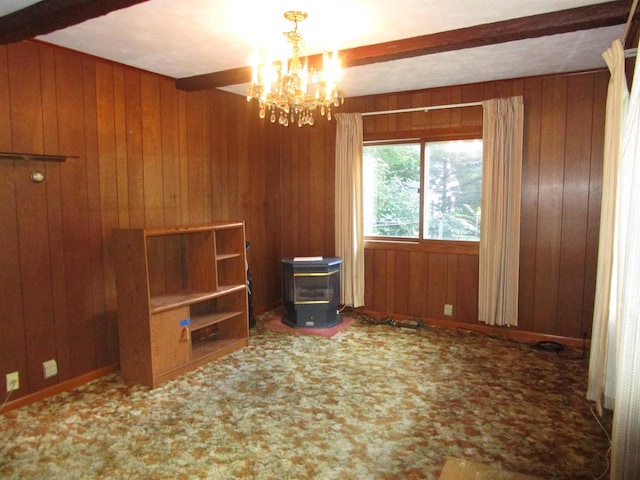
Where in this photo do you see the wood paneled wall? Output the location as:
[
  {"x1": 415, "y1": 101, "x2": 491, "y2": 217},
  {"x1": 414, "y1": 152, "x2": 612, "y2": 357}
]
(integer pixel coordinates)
[
  {"x1": 0, "y1": 41, "x2": 280, "y2": 400},
  {"x1": 279, "y1": 72, "x2": 607, "y2": 340}
]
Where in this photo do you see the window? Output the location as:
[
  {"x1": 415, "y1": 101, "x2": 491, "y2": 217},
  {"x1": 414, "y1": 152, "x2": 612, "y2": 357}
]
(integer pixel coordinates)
[{"x1": 363, "y1": 139, "x2": 483, "y2": 241}]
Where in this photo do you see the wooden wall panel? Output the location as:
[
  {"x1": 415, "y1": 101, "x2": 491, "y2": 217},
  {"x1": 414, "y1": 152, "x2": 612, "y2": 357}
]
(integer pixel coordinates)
[
  {"x1": 160, "y1": 78, "x2": 181, "y2": 226},
  {"x1": 56, "y1": 50, "x2": 96, "y2": 377},
  {"x1": 371, "y1": 249, "x2": 388, "y2": 314},
  {"x1": 185, "y1": 91, "x2": 206, "y2": 223},
  {"x1": 382, "y1": 251, "x2": 396, "y2": 313},
  {"x1": 113, "y1": 66, "x2": 130, "y2": 228},
  {"x1": 281, "y1": 128, "x2": 299, "y2": 256},
  {"x1": 225, "y1": 96, "x2": 239, "y2": 219},
  {"x1": 264, "y1": 123, "x2": 283, "y2": 306},
  {"x1": 298, "y1": 125, "x2": 311, "y2": 254},
  {"x1": 309, "y1": 125, "x2": 325, "y2": 254},
  {"x1": 0, "y1": 46, "x2": 29, "y2": 398},
  {"x1": 556, "y1": 74, "x2": 594, "y2": 338},
  {"x1": 8, "y1": 42, "x2": 58, "y2": 393},
  {"x1": 518, "y1": 77, "x2": 543, "y2": 333},
  {"x1": 408, "y1": 252, "x2": 428, "y2": 317},
  {"x1": 210, "y1": 91, "x2": 229, "y2": 219},
  {"x1": 533, "y1": 76, "x2": 567, "y2": 335},
  {"x1": 124, "y1": 69, "x2": 145, "y2": 228},
  {"x1": 141, "y1": 73, "x2": 164, "y2": 227},
  {"x1": 456, "y1": 255, "x2": 479, "y2": 323},
  {"x1": 235, "y1": 101, "x2": 250, "y2": 221},
  {"x1": 140, "y1": 73, "x2": 166, "y2": 296},
  {"x1": 427, "y1": 254, "x2": 448, "y2": 319},
  {"x1": 393, "y1": 250, "x2": 410, "y2": 315},
  {"x1": 41, "y1": 48, "x2": 71, "y2": 381},
  {"x1": 323, "y1": 124, "x2": 336, "y2": 255},
  {"x1": 82, "y1": 58, "x2": 112, "y2": 366},
  {"x1": 95, "y1": 61, "x2": 120, "y2": 356}
]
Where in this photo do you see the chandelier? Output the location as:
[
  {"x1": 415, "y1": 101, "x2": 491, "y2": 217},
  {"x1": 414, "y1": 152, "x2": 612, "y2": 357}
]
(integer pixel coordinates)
[{"x1": 246, "y1": 11, "x2": 344, "y2": 127}]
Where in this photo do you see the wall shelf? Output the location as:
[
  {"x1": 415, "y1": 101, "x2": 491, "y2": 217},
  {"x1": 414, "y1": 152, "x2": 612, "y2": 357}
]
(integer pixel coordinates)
[{"x1": 0, "y1": 152, "x2": 78, "y2": 162}]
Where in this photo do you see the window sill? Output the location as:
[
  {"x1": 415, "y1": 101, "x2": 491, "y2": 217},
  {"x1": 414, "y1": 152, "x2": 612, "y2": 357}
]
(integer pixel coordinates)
[{"x1": 364, "y1": 238, "x2": 479, "y2": 255}]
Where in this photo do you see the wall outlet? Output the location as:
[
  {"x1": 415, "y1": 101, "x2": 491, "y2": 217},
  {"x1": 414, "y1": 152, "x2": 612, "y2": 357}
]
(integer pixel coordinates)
[
  {"x1": 43, "y1": 359, "x2": 58, "y2": 379},
  {"x1": 444, "y1": 304, "x2": 453, "y2": 316},
  {"x1": 6, "y1": 371, "x2": 19, "y2": 392}
]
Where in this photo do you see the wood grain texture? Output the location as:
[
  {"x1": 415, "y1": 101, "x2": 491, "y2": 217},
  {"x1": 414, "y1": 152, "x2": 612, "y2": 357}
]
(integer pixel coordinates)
[
  {"x1": 533, "y1": 76, "x2": 567, "y2": 335},
  {"x1": 0, "y1": 46, "x2": 28, "y2": 394}
]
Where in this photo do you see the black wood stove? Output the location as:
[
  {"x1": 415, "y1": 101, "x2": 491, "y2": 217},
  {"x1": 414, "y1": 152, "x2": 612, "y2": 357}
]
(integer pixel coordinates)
[{"x1": 282, "y1": 257, "x2": 342, "y2": 328}]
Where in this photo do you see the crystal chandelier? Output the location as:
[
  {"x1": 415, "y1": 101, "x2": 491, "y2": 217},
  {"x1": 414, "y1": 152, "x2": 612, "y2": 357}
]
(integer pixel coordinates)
[{"x1": 246, "y1": 11, "x2": 344, "y2": 127}]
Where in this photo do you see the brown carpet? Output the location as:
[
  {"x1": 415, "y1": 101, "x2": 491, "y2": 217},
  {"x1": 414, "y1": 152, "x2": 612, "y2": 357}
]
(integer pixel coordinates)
[{"x1": 0, "y1": 313, "x2": 612, "y2": 479}]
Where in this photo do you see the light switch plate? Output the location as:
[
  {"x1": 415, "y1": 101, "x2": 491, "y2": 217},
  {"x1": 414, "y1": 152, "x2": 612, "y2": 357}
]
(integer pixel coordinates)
[{"x1": 6, "y1": 371, "x2": 19, "y2": 392}]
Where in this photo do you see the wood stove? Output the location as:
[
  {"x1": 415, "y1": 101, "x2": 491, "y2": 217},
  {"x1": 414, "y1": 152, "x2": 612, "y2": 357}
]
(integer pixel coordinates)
[{"x1": 282, "y1": 257, "x2": 342, "y2": 328}]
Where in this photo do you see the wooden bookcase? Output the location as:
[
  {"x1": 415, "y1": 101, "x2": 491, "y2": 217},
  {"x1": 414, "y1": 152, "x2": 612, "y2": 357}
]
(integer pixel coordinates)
[{"x1": 113, "y1": 222, "x2": 249, "y2": 388}]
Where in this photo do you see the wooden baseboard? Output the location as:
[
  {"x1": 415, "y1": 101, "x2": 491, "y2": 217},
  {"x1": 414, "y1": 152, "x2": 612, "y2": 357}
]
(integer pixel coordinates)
[
  {"x1": 356, "y1": 309, "x2": 589, "y2": 349},
  {"x1": 0, "y1": 364, "x2": 119, "y2": 415}
]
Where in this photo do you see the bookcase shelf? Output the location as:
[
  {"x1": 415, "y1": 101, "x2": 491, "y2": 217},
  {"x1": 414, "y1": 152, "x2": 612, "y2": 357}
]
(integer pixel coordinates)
[{"x1": 113, "y1": 221, "x2": 249, "y2": 388}]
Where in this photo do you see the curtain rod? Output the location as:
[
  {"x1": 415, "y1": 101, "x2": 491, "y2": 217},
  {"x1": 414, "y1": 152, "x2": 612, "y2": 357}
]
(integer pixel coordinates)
[
  {"x1": 361, "y1": 101, "x2": 482, "y2": 117},
  {"x1": 622, "y1": 0, "x2": 639, "y2": 47}
]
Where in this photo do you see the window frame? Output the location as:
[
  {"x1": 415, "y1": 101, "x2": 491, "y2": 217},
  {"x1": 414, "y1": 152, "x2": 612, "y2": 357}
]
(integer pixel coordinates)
[{"x1": 363, "y1": 127, "x2": 483, "y2": 255}]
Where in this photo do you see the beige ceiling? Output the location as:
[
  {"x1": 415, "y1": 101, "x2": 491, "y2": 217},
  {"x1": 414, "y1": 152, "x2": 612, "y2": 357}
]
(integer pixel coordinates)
[{"x1": 1, "y1": 0, "x2": 630, "y2": 98}]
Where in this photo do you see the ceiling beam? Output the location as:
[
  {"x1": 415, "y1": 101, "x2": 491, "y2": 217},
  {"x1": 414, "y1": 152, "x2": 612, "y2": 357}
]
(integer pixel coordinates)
[
  {"x1": 176, "y1": 0, "x2": 632, "y2": 92},
  {"x1": 0, "y1": 0, "x2": 151, "y2": 45}
]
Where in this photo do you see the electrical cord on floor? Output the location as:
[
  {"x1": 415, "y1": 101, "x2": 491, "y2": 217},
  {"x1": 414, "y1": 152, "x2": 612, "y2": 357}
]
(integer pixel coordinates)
[
  {"x1": 0, "y1": 390, "x2": 13, "y2": 415},
  {"x1": 343, "y1": 307, "x2": 427, "y2": 330},
  {"x1": 591, "y1": 404, "x2": 612, "y2": 480},
  {"x1": 344, "y1": 306, "x2": 588, "y2": 360},
  {"x1": 557, "y1": 333, "x2": 587, "y2": 360}
]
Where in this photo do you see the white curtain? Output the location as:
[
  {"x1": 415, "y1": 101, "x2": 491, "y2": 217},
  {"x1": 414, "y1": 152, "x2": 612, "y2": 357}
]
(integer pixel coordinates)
[
  {"x1": 334, "y1": 113, "x2": 365, "y2": 307},
  {"x1": 478, "y1": 96, "x2": 524, "y2": 326},
  {"x1": 587, "y1": 40, "x2": 628, "y2": 414},
  {"x1": 588, "y1": 37, "x2": 640, "y2": 478},
  {"x1": 610, "y1": 39, "x2": 640, "y2": 479}
]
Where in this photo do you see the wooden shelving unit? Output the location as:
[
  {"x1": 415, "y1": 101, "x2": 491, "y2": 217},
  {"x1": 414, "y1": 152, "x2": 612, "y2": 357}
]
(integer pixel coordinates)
[{"x1": 113, "y1": 222, "x2": 249, "y2": 388}]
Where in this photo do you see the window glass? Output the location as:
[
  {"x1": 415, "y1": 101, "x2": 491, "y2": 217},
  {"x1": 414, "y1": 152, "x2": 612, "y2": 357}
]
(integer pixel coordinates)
[
  {"x1": 363, "y1": 139, "x2": 483, "y2": 242},
  {"x1": 424, "y1": 140, "x2": 483, "y2": 241},
  {"x1": 363, "y1": 144, "x2": 421, "y2": 238}
]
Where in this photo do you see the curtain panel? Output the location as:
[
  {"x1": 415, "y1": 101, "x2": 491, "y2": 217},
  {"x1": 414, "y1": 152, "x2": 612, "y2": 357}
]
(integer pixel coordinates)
[
  {"x1": 334, "y1": 113, "x2": 365, "y2": 307},
  {"x1": 587, "y1": 36, "x2": 640, "y2": 478},
  {"x1": 587, "y1": 39, "x2": 628, "y2": 415},
  {"x1": 478, "y1": 96, "x2": 524, "y2": 326},
  {"x1": 609, "y1": 36, "x2": 640, "y2": 479}
]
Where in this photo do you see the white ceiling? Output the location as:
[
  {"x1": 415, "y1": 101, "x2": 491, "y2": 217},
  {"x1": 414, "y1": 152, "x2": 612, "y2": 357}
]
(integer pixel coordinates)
[{"x1": 2, "y1": 0, "x2": 627, "y2": 98}]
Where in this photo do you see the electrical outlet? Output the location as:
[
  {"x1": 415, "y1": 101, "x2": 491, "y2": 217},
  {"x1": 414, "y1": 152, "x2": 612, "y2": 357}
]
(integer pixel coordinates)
[
  {"x1": 6, "y1": 371, "x2": 19, "y2": 392},
  {"x1": 43, "y1": 359, "x2": 58, "y2": 379},
  {"x1": 444, "y1": 304, "x2": 453, "y2": 316}
]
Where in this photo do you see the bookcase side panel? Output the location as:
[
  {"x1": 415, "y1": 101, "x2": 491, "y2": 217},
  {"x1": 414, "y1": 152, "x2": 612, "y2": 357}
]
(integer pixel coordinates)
[{"x1": 113, "y1": 229, "x2": 153, "y2": 385}]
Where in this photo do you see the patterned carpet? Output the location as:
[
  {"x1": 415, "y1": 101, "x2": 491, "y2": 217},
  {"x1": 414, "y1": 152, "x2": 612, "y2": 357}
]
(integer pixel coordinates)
[{"x1": 0, "y1": 312, "x2": 611, "y2": 479}]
